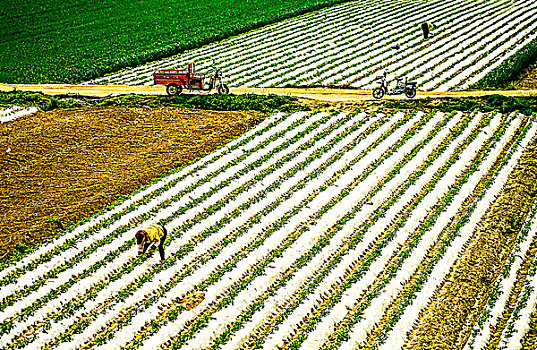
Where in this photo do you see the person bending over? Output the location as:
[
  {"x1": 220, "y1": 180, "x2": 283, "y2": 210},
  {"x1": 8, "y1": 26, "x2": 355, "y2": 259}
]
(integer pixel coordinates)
[{"x1": 135, "y1": 223, "x2": 167, "y2": 263}]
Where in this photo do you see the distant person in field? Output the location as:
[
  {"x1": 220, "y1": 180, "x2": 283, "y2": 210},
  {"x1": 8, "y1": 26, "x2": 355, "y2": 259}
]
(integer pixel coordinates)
[
  {"x1": 421, "y1": 22, "x2": 436, "y2": 39},
  {"x1": 136, "y1": 223, "x2": 168, "y2": 263}
]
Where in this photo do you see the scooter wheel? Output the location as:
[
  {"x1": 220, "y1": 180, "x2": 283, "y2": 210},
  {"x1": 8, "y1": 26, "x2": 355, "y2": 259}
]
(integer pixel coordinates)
[
  {"x1": 218, "y1": 84, "x2": 229, "y2": 95},
  {"x1": 372, "y1": 88, "x2": 385, "y2": 99},
  {"x1": 405, "y1": 88, "x2": 416, "y2": 99}
]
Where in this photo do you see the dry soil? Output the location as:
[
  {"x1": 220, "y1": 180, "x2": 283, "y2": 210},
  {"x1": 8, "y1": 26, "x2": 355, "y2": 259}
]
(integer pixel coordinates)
[{"x1": 0, "y1": 107, "x2": 263, "y2": 259}]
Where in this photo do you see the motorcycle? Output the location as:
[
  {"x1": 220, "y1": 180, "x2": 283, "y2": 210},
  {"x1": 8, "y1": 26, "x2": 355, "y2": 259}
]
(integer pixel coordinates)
[{"x1": 372, "y1": 71, "x2": 417, "y2": 99}]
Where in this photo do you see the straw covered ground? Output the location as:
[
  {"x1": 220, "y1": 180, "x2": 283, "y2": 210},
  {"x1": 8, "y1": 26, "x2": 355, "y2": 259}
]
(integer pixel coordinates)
[{"x1": 0, "y1": 107, "x2": 264, "y2": 259}]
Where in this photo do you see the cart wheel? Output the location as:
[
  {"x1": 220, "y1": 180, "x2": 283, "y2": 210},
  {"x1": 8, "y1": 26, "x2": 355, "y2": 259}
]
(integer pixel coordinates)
[
  {"x1": 405, "y1": 88, "x2": 417, "y2": 99},
  {"x1": 166, "y1": 84, "x2": 181, "y2": 95},
  {"x1": 372, "y1": 87, "x2": 385, "y2": 99},
  {"x1": 218, "y1": 84, "x2": 229, "y2": 95}
]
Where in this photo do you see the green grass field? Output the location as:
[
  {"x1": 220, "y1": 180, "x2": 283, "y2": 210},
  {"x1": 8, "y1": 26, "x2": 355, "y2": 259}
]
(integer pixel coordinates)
[{"x1": 0, "y1": 0, "x2": 352, "y2": 84}]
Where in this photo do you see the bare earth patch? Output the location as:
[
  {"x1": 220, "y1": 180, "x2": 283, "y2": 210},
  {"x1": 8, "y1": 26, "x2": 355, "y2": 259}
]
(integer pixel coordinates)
[{"x1": 0, "y1": 107, "x2": 264, "y2": 259}]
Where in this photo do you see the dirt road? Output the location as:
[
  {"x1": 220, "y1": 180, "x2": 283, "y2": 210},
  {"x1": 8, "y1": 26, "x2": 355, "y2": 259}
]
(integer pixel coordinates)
[{"x1": 1, "y1": 83, "x2": 536, "y2": 101}]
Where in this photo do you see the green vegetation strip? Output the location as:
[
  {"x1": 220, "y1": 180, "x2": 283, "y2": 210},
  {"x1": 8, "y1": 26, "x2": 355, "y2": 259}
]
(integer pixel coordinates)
[
  {"x1": 470, "y1": 35, "x2": 537, "y2": 89},
  {"x1": 382, "y1": 94, "x2": 537, "y2": 117},
  {"x1": 436, "y1": 21, "x2": 537, "y2": 90},
  {"x1": 0, "y1": 91, "x2": 308, "y2": 114}
]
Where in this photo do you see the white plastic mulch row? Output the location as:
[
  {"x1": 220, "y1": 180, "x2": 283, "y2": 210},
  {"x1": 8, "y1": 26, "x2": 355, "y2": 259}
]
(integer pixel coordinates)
[
  {"x1": 0, "y1": 106, "x2": 40, "y2": 123},
  {"x1": 85, "y1": 0, "x2": 537, "y2": 91},
  {"x1": 496, "y1": 246, "x2": 537, "y2": 350},
  {"x1": 2, "y1": 110, "x2": 537, "y2": 350}
]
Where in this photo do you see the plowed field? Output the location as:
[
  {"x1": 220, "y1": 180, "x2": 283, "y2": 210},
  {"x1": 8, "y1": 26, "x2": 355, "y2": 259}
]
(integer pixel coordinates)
[{"x1": 0, "y1": 107, "x2": 264, "y2": 259}]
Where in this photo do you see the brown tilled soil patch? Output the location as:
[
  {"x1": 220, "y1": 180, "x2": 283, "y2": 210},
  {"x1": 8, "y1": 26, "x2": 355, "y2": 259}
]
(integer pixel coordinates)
[
  {"x1": 403, "y1": 136, "x2": 537, "y2": 350},
  {"x1": 0, "y1": 107, "x2": 264, "y2": 260}
]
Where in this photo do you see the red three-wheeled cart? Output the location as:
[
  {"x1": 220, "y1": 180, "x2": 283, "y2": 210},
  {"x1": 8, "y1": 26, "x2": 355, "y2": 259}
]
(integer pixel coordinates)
[{"x1": 153, "y1": 62, "x2": 229, "y2": 95}]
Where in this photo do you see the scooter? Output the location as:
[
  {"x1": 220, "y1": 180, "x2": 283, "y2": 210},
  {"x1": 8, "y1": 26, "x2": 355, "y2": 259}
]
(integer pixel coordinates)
[
  {"x1": 372, "y1": 71, "x2": 417, "y2": 99},
  {"x1": 201, "y1": 64, "x2": 229, "y2": 95}
]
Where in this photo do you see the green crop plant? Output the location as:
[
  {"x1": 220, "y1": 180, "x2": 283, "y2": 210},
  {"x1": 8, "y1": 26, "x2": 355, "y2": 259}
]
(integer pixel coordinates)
[{"x1": 0, "y1": 0, "x2": 359, "y2": 84}]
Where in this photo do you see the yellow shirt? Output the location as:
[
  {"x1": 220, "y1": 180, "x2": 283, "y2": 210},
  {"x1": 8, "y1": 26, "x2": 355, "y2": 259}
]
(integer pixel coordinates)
[{"x1": 144, "y1": 224, "x2": 164, "y2": 243}]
